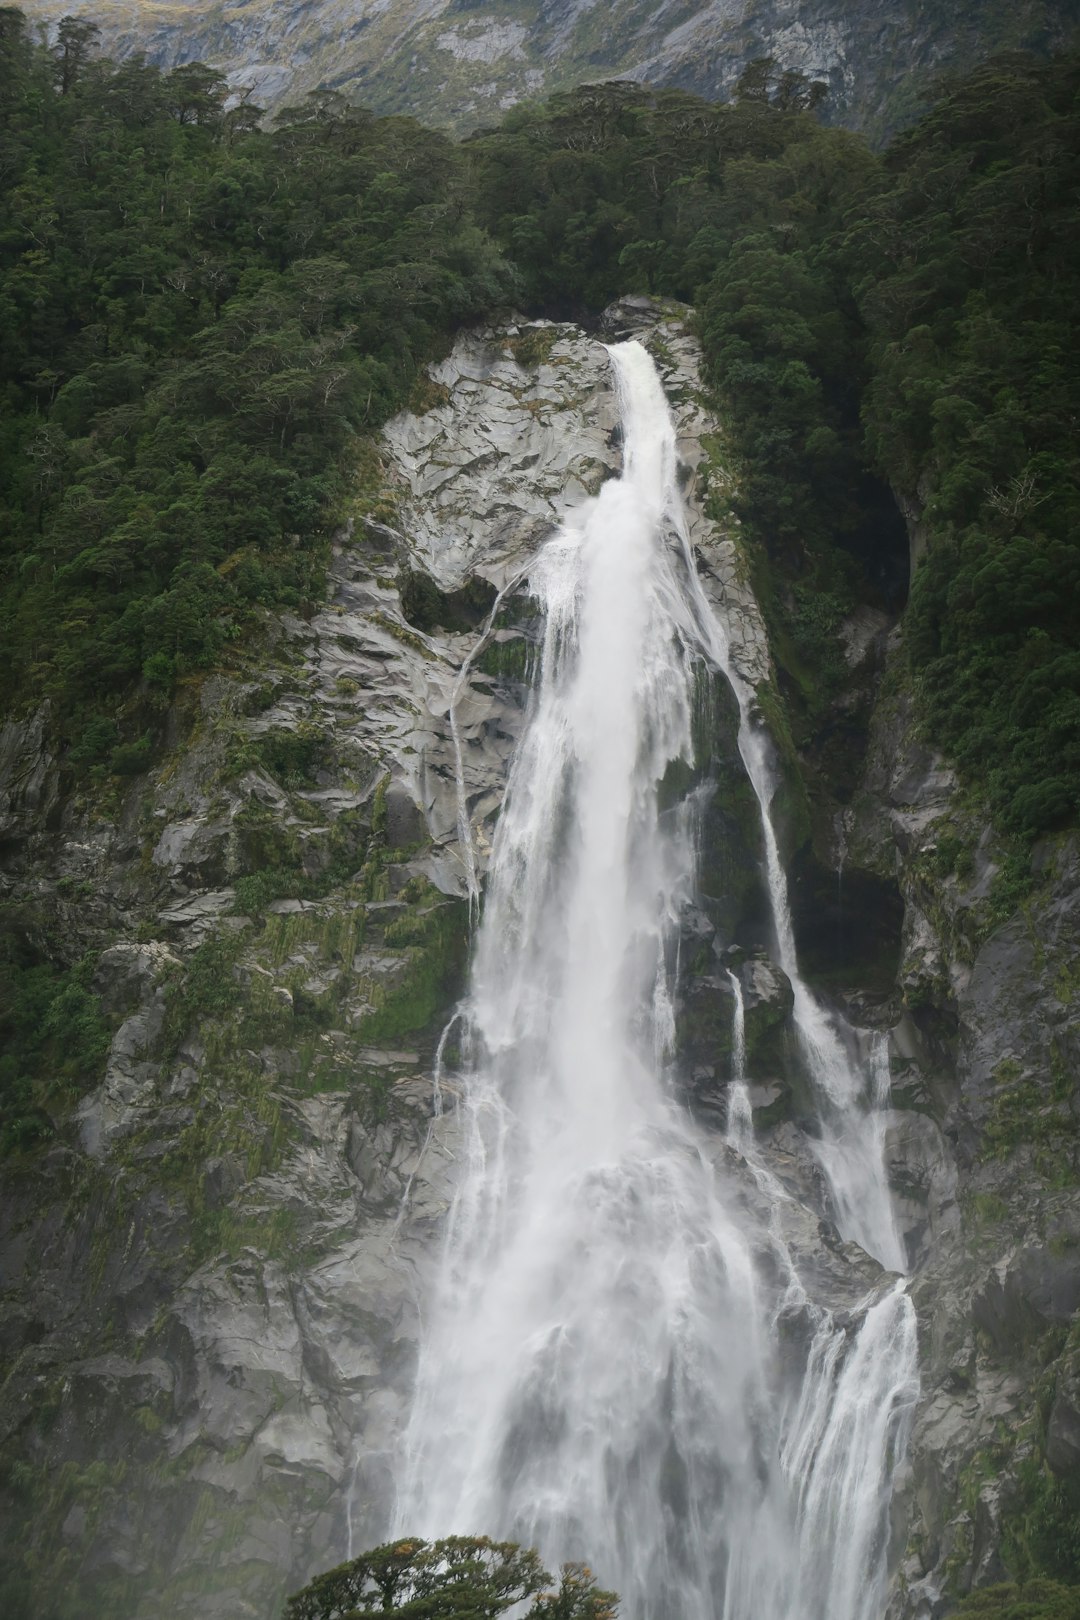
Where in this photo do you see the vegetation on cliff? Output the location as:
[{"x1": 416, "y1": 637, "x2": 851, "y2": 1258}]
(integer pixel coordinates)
[
  {"x1": 854, "y1": 52, "x2": 1080, "y2": 839},
  {"x1": 465, "y1": 54, "x2": 1080, "y2": 842},
  {"x1": 0, "y1": 14, "x2": 1076, "y2": 1174},
  {"x1": 0, "y1": 9, "x2": 511, "y2": 774},
  {"x1": 0, "y1": 923, "x2": 109, "y2": 1154},
  {"x1": 954, "y1": 1582, "x2": 1080, "y2": 1620},
  {"x1": 1, "y1": 15, "x2": 1076, "y2": 838}
]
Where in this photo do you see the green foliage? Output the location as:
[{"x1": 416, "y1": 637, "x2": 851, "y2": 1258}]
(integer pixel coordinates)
[
  {"x1": 467, "y1": 78, "x2": 877, "y2": 581},
  {"x1": 284, "y1": 1535, "x2": 618, "y2": 1620},
  {"x1": 0, "y1": 916, "x2": 110, "y2": 1156},
  {"x1": 849, "y1": 51, "x2": 1080, "y2": 840},
  {"x1": 952, "y1": 1582, "x2": 1080, "y2": 1620},
  {"x1": 250, "y1": 725, "x2": 331, "y2": 789},
  {"x1": 469, "y1": 57, "x2": 1080, "y2": 845},
  {"x1": 507, "y1": 325, "x2": 560, "y2": 368},
  {"x1": 0, "y1": 1450, "x2": 140, "y2": 1620},
  {"x1": 400, "y1": 567, "x2": 452, "y2": 634},
  {"x1": 697, "y1": 226, "x2": 869, "y2": 568},
  {"x1": 470, "y1": 78, "x2": 862, "y2": 314},
  {"x1": 109, "y1": 734, "x2": 154, "y2": 776},
  {"x1": 465, "y1": 75, "x2": 903, "y2": 784},
  {"x1": 228, "y1": 802, "x2": 370, "y2": 918},
  {"x1": 0, "y1": 16, "x2": 513, "y2": 776},
  {"x1": 2, "y1": 23, "x2": 1077, "y2": 856},
  {"x1": 159, "y1": 931, "x2": 245, "y2": 1062},
  {"x1": 1003, "y1": 1458, "x2": 1080, "y2": 1586},
  {"x1": 981, "y1": 848, "x2": 1038, "y2": 933},
  {"x1": 399, "y1": 567, "x2": 498, "y2": 635},
  {"x1": 359, "y1": 886, "x2": 469, "y2": 1045},
  {"x1": 942, "y1": 1345, "x2": 1080, "y2": 1601},
  {"x1": 474, "y1": 632, "x2": 530, "y2": 682}
]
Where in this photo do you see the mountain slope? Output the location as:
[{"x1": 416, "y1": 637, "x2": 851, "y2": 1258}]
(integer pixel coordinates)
[{"x1": 18, "y1": 0, "x2": 1079, "y2": 134}]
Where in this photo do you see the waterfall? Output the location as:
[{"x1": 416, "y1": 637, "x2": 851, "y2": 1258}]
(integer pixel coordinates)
[
  {"x1": 448, "y1": 573, "x2": 525, "y2": 918},
  {"x1": 724, "y1": 969, "x2": 752, "y2": 1151},
  {"x1": 391, "y1": 342, "x2": 918, "y2": 1620},
  {"x1": 667, "y1": 486, "x2": 905, "y2": 1272}
]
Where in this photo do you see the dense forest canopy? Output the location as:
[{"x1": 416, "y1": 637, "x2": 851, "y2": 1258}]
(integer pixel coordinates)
[
  {"x1": 1, "y1": 11, "x2": 1079, "y2": 1158},
  {"x1": 462, "y1": 53, "x2": 1080, "y2": 840},
  {"x1": 0, "y1": 7, "x2": 513, "y2": 776},
  {"x1": 2, "y1": 14, "x2": 1077, "y2": 838}
]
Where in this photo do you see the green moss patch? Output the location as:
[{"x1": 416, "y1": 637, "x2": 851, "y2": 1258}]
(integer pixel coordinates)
[{"x1": 0, "y1": 914, "x2": 111, "y2": 1160}]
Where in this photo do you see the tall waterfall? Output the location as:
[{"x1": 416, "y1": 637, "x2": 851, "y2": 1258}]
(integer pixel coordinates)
[{"x1": 392, "y1": 343, "x2": 918, "y2": 1620}]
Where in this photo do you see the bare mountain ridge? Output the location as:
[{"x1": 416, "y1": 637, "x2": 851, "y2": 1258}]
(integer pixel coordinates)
[{"x1": 18, "y1": 0, "x2": 1079, "y2": 135}]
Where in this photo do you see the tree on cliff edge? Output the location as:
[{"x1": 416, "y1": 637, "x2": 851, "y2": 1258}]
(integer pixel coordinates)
[{"x1": 283, "y1": 1536, "x2": 619, "y2": 1620}]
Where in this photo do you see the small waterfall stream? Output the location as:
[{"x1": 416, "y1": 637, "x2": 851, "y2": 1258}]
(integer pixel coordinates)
[
  {"x1": 392, "y1": 342, "x2": 918, "y2": 1620},
  {"x1": 724, "y1": 969, "x2": 752, "y2": 1152}
]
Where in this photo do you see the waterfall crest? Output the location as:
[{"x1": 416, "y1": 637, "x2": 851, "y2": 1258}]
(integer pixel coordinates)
[{"x1": 392, "y1": 342, "x2": 918, "y2": 1620}]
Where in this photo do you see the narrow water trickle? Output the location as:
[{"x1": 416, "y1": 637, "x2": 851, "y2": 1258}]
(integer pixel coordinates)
[
  {"x1": 391, "y1": 342, "x2": 918, "y2": 1620},
  {"x1": 724, "y1": 969, "x2": 752, "y2": 1152},
  {"x1": 448, "y1": 574, "x2": 524, "y2": 919}
]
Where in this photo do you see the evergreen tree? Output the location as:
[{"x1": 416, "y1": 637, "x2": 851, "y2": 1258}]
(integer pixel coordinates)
[{"x1": 284, "y1": 1537, "x2": 618, "y2": 1620}]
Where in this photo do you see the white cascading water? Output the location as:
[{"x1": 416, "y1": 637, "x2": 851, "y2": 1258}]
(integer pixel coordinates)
[
  {"x1": 724, "y1": 969, "x2": 752, "y2": 1151},
  {"x1": 392, "y1": 342, "x2": 918, "y2": 1620}
]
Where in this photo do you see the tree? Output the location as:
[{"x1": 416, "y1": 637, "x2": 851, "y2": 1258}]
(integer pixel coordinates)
[
  {"x1": 51, "y1": 13, "x2": 99, "y2": 95},
  {"x1": 735, "y1": 56, "x2": 776, "y2": 103},
  {"x1": 283, "y1": 1536, "x2": 619, "y2": 1620},
  {"x1": 164, "y1": 61, "x2": 227, "y2": 126}
]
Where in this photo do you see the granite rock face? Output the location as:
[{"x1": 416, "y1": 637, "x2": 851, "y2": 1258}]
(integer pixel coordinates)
[
  {"x1": 18, "y1": 0, "x2": 1076, "y2": 138},
  {"x1": 846, "y1": 643, "x2": 1080, "y2": 1614},
  {"x1": 0, "y1": 704, "x2": 60, "y2": 846}
]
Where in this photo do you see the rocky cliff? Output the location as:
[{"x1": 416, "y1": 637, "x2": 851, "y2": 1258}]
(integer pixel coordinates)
[
  {"x1": 1, "y1": 302, "x2": 1078, "y2": 1620},
  {"x1": 0, "y1": 303, "x2": 766, "y2": 1620},
  {"x1": 852, "y1": 685, "x2": 1080, "y2": 1607},
  {"x1": 17, "y1": 0, "x2": 1078, "y2": 135}
]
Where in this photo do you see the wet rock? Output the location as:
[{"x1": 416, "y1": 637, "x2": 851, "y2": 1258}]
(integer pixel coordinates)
[
  {"x1": 94, "y1": 941, "x2": 181, "y2": 1016},
  {"x1": 383, "y1": 784, "x2": 425, "y2": 850},
  {"x1": 883, "y1": 1111, "x2": 958, "y2": 1267},
  {"x1": 70, "y1": 1352, "x2": 175, "y2": 1410},
  {"x1": 851, "y1": 627, "x2": 1080, "y2": 1612},
  {"x1": 153, "y1": 818, "x2": 234, "y2": 888},
  {"x1": 77, "y1": 981, "x2": 173, "y2": 1158},
  {"x1": 202, "y1": 1157, "x2": 247, "y2": 1212},
  {"x1": 1046, "y1": 1351, "x2": 1080, "y2": 1476},
  {"x1": 731, "y1": 949, "x2": 797, "y2": 1097},
  {"x1": 158, "y1": 890, "x2": 239, "y2": 935},
  {"x1": 0, "y1": 704, "x2": 59, "y2": 852},
  {"x1": 600, "y1": 293, "x2": 662, "y2": 338},
  {"x1": 972, "y1": 1244, "x2": 1080, "y2": 1356},
  {"x1": 382, "y1": 323, "x2": 621, "y2": 591},
  {"x1": 789, "y1": 847, "x2": 904, "y2": 996},
  {"x1": 840, "y1": 606, "x2": 891, "y2": 672},
  {"x1": 737, "y1": 951, "x2": 794, "y2": 1019}
]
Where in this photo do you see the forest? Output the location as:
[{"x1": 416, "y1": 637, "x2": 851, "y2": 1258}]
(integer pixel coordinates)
[
  {"x1": 1, "y1": 12, "x2": 1077, "y2": 829},
  {"x1": 0, "y1": 10, "x2": 1078, "y2": 1151}
]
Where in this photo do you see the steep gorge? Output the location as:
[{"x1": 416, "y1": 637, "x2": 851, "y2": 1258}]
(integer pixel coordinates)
[{"x1": 1, "y1": 303, "x2": 1079, "y2": 1620}]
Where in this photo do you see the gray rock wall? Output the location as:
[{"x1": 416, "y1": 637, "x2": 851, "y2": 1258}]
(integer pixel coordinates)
[
  {"x1": 17, "y1": 0, "x2": 1077, "y2": 138},
  {"x1": 0, "y1": 305, "x2": 775, "y2": 1619},
  {"x1": 845, "y1": 629, "x2": 1080, "y2": 1612},
  {"x1": 2, "y1": 300, "x2": 1078, "y2": 1620}
]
